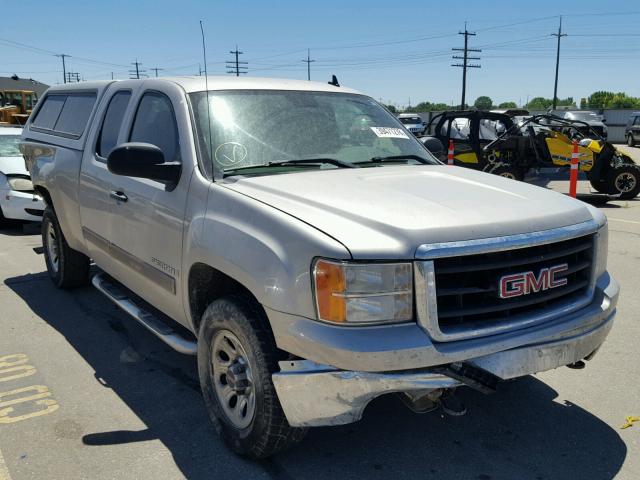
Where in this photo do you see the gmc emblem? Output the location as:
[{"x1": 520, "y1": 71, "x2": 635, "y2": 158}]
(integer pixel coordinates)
[{"x1": 499, "y1": 263, "x2": 569, "y2": 299}]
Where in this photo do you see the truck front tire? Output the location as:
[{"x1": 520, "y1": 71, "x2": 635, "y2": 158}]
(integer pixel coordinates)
[
  {"x1": 197, "y1": 294, "x2": 306, "y2": 459},
  {"x1": 42, "y1": 207, "x2": 90, "y2": 288}
]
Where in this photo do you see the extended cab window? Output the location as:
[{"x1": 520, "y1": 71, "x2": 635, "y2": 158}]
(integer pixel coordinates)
[
  {"x1": 32, "y1": 95, "x2": 66, "y2": 130},
  {"x1": 129, "y1": 92, "x2": 179, "y2": 162},
  {"x1": 32, "y1": 92, "x2": 97, "y2": 137},
  {"x1": 97, "y1": 91, "x2": 131, "y2": 158}
]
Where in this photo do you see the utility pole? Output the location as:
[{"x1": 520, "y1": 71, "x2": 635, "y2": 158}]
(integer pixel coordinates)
[
  {"x1": 551, "y1": 16, "x2": 567, "y2": 110},
  {"x1": 451, "y1": 23, "x2": 481, "y2": 110},
  {"x1": 111, "y1": 72, "x2": 114, "y2": 80},
  {"x1": 56, "y1": 54, "x2": 69, "y2": 84},
  {"x1": 226, "y1": 46, "x2": 247, "y2": 76},
  {"x1": 302, "y1": 48, "x2": 315, "y2": 81},
  {"x1": 129, "y1": 59, "x2": 146, "y2": 79},
  {"x1": 150, "y1": 67, "x2": 163, "y2": 77}
]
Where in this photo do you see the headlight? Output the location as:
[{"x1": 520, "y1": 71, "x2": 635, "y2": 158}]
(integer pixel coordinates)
[
  {"x1": 7, "y1": 177, "x2": 34, "y2": 192},
  {"x1": 595, "y1": 221, "x2": 608, "y2": 279},
  {"x1": 312, "y1": 259, "x2": 413, "y2": 324}
]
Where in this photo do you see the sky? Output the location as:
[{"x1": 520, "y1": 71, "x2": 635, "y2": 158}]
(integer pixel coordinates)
[{"x1": 2, "y1": 0, "x2": 639, "y2": 108}]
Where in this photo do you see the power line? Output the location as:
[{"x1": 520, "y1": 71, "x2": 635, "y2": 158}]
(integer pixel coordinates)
[
  {"x1": 551, "y1": 16, "x2": 567, "y2": 110},
  {"x1": 226, "y1": 46, "x2": 247, "y2": 76},
  {"x1": 302, "y1": 48, "x2": 315, "y2": 80},
  {"x1": 452, "y1": 23, "x2": 481, "y2": 110},
  {"x1": 150, "y1": 67, "x2": 163, "y2": 77}
]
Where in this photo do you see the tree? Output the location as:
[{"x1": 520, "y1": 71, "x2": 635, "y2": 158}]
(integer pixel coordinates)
[
  {"x1": 586, "y1": 91, "x2": 640, "y2": 109},
  {"x1": 525, "y1": 96, "x2": 575, "y2": 110},
  {"x1": 497, "y1": 101, "x2": 517, "y2": 109},
  {"x1": 405, "y1": 101, "x2": 451, "y2": 112},
  {"x1": 385, "y1": 104, "x2": 397, "y2": 113},
  {"x1": 474, "y1": 96, "x2": 493, "y2": 110},
  {"x1": 587, "y1": 91, "x2": 615, "y2": 109},
  {"x1": 525, "y1": 97, "x2": 552, "y2": 110}
]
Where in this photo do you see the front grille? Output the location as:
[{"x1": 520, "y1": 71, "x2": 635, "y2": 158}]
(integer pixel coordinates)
[{"x1": 433, "y1": 234, "x2": 594, "y2": 331}]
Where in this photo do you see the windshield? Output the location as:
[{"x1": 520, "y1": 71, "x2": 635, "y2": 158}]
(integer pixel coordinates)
[
  {"x1": 399, "y1": 117, "x2": 421, "y2": 124},
  {"x1": 189, "y1": 90, "x2": 437, "y2": 177},
  {"x1": 0, "y1": 135, "x2": 21, "y2": 157}
]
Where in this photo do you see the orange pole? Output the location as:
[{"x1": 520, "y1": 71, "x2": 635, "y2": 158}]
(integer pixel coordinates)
[
  {"x1": 569, "y1": 140, "x2": 579, "y2": 198},
  {"x1": 447, "y1": 139, "x2": 454, "y2": 166}
]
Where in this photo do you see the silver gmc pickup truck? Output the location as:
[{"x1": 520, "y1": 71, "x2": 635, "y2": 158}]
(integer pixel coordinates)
[{"x1": 21, "y1": 77, "x2": 618, "y2": 459}]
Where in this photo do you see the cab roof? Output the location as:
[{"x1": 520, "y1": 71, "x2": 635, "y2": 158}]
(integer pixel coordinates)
[{"x1": 44, "y1": 76, "x2": 363, "y2": 95}]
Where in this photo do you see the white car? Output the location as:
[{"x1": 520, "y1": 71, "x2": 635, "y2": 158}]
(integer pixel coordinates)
[
  {"x1": 397, "y1": 113, "x2": 426, "y2": 135},
  {"x1": 0, "y1": 127, "x2": 44, "y2": 225}
]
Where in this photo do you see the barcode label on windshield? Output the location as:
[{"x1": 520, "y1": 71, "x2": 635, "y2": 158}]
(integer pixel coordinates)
[{"x1": 370, "y1": 127, "x2": 409, "y2": 139}]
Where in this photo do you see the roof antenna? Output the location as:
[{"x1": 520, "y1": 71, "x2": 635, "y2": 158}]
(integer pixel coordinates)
[
  {"x1": 328, "y1": 75, "x2": 340, "y2": 87},
  {"x1": 199, "y1": 20, "x2": 213, "y2": 168}
]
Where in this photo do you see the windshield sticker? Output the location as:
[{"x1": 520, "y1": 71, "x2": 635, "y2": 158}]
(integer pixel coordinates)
[
  {"x1": 214, "y1": 142, "x2": 248, "y2": 167},
  {"x1": 370, "y1": 127, "x2": 409, "y2": 139}
]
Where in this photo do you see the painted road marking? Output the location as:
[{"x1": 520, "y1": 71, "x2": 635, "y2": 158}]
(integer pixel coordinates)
[
  {"x1": 0, "y1": 446, "x2": 12, "y2": 480},
  {"x1": 0, "y1": 354, "x2": 59, "y2": 425},
  {"x1": 0, "y1": 385, "x2": 59, "y2": 424},
  {"x1": 0, "y1": 366, "x2": 37, "y2": 383}
]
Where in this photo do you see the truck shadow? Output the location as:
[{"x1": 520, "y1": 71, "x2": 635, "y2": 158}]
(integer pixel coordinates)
[{"x1": 5, "y1": 272, "x2": 627, "y2": 480}]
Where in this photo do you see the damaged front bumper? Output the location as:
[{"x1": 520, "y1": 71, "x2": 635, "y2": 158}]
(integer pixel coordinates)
[{"x1": 272, "y1": 274, "x2": 618, "y2": 428}]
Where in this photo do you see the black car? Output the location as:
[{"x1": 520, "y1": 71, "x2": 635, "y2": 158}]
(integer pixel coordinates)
[{"x1": 625, "y1": 111, "x2": 640, "y2": 147}]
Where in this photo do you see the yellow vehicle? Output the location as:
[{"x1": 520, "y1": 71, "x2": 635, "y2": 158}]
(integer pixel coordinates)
[
  {"x1": 0, "y1": 89, "x2": 38, "y2": 125},
  {"x1": 424, "y1": 112, "x2": 640, "y2": 199}
]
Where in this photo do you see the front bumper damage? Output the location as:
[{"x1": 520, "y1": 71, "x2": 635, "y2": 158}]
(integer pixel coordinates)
[{"x1": 272, "y1": 273, "x2": 618, "y2": 427}]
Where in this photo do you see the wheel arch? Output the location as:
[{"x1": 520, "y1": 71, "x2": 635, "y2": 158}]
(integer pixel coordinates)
[{"x1": 187, "y1": 262, "x2": 263, "y2": 334}]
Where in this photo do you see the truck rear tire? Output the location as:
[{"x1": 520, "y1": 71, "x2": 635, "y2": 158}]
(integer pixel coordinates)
[
  {"x1": 197, "y1": 294, "x2": 306, "y2": 459},
  {"x1": 606, "y1": 165, "x2": 640, "y2": 199},
  {"x1": 42, "y1": 207, "x2": 90, "y2": 288}
]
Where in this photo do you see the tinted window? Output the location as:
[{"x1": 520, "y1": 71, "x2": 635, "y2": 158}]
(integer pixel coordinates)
[
  {"x1": 634, "y1": 116, "x2": 640, "y2": 126},
  {"x1": 32, "y1": 95, "x2": 66, "y2": 130},
  {"x1": 129, "y1": 92, "x2": 179, "y2": 162},
  {"x1": 97, "y1": 91, "x2": 131, "y2": 158},
  {"x1": 54, "y1": 93, "x2": 97, "y2": 136},
  {"x1": 31, "y1": 92, "x2": 97, "y2": 137}
]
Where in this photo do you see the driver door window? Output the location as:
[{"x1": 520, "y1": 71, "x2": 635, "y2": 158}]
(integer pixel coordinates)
[{"x1": 129, "y1": 92, "x2": 180, "y2": 163}]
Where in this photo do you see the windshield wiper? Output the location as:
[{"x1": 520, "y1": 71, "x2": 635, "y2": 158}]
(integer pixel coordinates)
[
  {"x1": 267, "y1": 158, "x2": 356, "y2": 168},
  {"x1": 355, "y1": 154, "x2": 431, "y2": 165},
  {"x1": 223, "y1": 157, "x2": 355, "y2": 177}
]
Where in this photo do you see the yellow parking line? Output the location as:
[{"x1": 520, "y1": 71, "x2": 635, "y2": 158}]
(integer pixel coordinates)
[
  {"x1": 608, "y1": 218, "x2": 640, "y2": 226},
  {"x1": 0, "y1": 446, "x2": 12, "y2": 480}
]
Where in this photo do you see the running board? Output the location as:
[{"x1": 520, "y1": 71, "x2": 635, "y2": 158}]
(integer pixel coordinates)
[{"x1": 92, "y1": 273, "x2": 197, "y2": 355}]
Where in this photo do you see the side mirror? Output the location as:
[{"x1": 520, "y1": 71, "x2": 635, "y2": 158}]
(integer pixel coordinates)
[{"x1": 107, "y1": 142, "x2": 180, "y2": 184}]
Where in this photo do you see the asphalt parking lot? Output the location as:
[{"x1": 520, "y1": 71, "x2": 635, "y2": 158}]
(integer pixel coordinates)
[{"x1": 1, "y1": 150, "x2": 639, "y2": 480}]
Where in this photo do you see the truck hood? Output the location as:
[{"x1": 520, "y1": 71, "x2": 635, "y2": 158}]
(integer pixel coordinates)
[
  {"x1": 0, "y1": 156, "x2": 29, "y2": 176},
  {"x1": 223, "y1": 165, "x2": 594, "y2": 258}
]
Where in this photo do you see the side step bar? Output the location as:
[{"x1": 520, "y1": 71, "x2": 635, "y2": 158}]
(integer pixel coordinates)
[{"x1": 92, "y1": 272, "x2": 197, "y2": 355}]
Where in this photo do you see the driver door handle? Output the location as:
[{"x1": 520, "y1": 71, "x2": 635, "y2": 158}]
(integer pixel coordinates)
[{"x1": 110, "y1": 190, "x2": 128, "y2": 203}]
